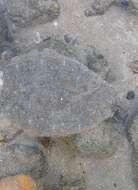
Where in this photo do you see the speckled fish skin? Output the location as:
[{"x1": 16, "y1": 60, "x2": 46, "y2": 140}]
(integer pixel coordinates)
[{"x1": 0, "y1": 49, "x2": 116, "y2": 137}]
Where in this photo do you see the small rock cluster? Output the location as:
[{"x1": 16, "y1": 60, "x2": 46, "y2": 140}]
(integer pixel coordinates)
[{"x1": 85, "y1": 0, "x2": 138, "y2": 17}]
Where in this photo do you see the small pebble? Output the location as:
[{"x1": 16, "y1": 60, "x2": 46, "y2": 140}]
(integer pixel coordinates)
[
  {"x1": 64, "y1": 34, "x2": 72, "y2": 43},
  {"x1": 120, "y1": 0, "x2": 129, "y2": 8},
  {"x1": 34, "y1": 32, "x2": 42, "y2": 44},
  {"x1": 84, "y1": 9, "x2": 94, "y2": 17},
  {"x1": 64, "y1": 34, "x2": 79, "y2": 45},
  {"x1": 126, "y1": 91, "x2": 135, "y2": 100},
  {"x1": 113, "y1": 183, "x2": 117, "y2": 188}
]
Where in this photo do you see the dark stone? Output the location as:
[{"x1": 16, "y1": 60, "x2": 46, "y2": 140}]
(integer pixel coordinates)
[
  {"x1": 126, "y1": 91, "x2": 135, "y2": 100},
  {"x1": 120, "y1": 0, "x2": 129, "y2": 8},
  {"x1": 64, "y1": 34, "x2": 72, "y2": 44},
  {"x1": 113, "y1": 183, "x2": 117, "y2": 188}
]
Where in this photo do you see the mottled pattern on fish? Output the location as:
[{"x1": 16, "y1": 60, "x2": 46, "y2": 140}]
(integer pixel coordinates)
[{"x1": 0, "y1": 48, "x2": 115, "y2": 137}]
